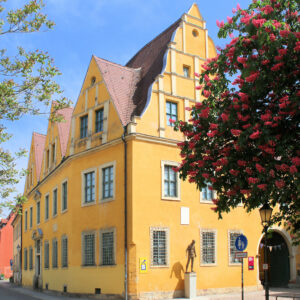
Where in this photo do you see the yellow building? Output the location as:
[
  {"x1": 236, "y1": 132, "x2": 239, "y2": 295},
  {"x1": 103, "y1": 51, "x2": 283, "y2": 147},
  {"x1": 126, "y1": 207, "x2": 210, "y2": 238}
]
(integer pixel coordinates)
[{"x1": 21, "y1": 4, "x2": 299, "y2": 299}]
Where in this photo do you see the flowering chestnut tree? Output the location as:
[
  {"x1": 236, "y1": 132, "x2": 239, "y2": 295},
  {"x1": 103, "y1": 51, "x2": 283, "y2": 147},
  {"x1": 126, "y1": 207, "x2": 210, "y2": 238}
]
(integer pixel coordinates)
[{"x1": 174, "y1": 0, "x2": 300, "y2": 243}]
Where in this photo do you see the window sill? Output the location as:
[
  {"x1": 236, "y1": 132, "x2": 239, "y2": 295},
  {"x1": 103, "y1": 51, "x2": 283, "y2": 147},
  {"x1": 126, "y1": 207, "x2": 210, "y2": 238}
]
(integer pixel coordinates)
[
  {"x1": 100, "y1": 197, "x2": 114, "y2": 204},
  {"x1": 200, "y1": 263, "x2": 217, "y2": 267},
  {"x1": 200, "y1": 200, "x2": 214, "y2": 204},
  {"x1": 228, "y1": 262, "x2": 242, "y2": 266},
  {"x1": 99, "y1": 263, "x2": 116, "y2": 267},
  {"x1": 61, "y1": 209, "x2": 68, "y2": 214},
  {"x1": 52, "y1": 214, "x2": 58, "y2": 219},
  {"x1": 81, "y1": 201, "x2": 96, "y2": 207},
  {"x1": 161, "y1": 196, "x2": 180, "y2": 201},
  {"x1": 81, "y1": 264, "x2": 97, "y2": 268},
  {"x1": 150, "y1": 265, "x2": 169, "y2": 268}
]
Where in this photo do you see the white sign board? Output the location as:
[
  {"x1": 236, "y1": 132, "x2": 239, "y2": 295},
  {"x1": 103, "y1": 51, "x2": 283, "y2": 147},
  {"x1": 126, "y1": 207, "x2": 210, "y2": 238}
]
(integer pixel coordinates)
[
  {"x1": 181, "y1": 207, "x2": 189, "y2": 225},
  {"x1": 235, "y1": 251, "x2": 248, "y2": 259}
]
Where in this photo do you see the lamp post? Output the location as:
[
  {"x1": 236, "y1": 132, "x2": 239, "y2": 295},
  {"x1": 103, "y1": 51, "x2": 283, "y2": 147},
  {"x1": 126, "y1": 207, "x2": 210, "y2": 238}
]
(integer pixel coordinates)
[{"x1": 259, "y1": 203, "x2": 273, "y2": 300}]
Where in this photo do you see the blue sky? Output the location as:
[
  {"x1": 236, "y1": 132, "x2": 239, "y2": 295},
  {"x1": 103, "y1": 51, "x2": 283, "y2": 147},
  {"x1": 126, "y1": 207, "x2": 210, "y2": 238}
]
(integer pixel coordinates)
[{"x1": 1, "y1": 0, "x2": 252, "y2": 218}]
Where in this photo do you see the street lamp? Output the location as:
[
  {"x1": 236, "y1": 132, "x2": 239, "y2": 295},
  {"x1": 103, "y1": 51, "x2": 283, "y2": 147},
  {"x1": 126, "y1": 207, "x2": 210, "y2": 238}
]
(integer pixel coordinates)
[{"x1": 259, "y1": 203, "x2": 273, "y2": 300}]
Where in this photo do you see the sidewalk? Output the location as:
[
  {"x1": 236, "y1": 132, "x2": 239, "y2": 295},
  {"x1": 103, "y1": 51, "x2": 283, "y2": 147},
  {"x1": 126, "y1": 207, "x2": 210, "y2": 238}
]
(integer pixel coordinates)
[{"x1": 1, "y1": 280, "x2": 300, "y2": 300}]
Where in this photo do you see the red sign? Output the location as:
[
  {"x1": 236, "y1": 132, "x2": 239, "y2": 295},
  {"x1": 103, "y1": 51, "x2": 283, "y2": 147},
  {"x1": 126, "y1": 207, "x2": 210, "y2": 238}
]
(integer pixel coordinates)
[{"x1": 248, "y1": 256, "x2": 254, "y2": 270}]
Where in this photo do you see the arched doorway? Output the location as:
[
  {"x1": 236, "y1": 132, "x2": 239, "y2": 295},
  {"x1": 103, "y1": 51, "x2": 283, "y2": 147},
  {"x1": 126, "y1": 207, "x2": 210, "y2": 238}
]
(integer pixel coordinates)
[{"x1": 259, "y1": 231, "x2": 290, "y2": 287}]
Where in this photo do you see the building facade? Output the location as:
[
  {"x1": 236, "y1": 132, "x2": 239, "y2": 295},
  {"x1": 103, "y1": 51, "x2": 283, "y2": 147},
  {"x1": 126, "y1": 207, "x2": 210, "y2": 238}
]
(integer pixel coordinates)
[
  {"x1": 12, "y1": 212, "x2": 22, "y2": 284},
  {"x1": 21, "y1": 4, "x2": 299, "y2": 299},
  {"x1": 0, "y1": 211, "x2": 15, "y2": 279}
]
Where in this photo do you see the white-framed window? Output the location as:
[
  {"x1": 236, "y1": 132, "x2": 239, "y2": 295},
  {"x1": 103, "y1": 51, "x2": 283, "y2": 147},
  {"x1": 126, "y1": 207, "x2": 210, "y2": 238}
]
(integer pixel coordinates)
[
  {"x1": 29, "y1": 247, "x2": 33, "y2": 270},
  {"x1": 161, "y1": 160, "x2": 180, "y2": 201},
  {"x1": 200, "y1": 229, "x2": 217, "y2": 266},
  {"x1": 24, "y1": 248, "x2": 28, "y2": 270},
  {"x1": 36, "y1": 201, "x2": 40, "y2": 225},
  {"x1": 166, "y1": 101, "x2": 178, "y2": 126},
  {"x1": 228, "y1": 230, "x2": 242, "y2": 265},
  {"x1": 80, "y1": 115, "x2": 88, "y2": 139},
  {"x1": 82, "y1": 231, "x2": 96, "y2": 266},
  {"x1": 29, "y1": 206, "x2": 33, "y2": 229},
  {"x1": 200, "y1": 182, "x2": 215, "y2": 203},
  {"x1": 183, "y1": 65, "x2": 190, "y2": 78},
  {"x1": 95, "y1": 108, "x2": 104, "y2": 133},
  {"x1": 81, "y1": 168, "x2": 97, "y2": 206},
  {"x1": 24, "y1": 210, "x2": 28, "y2": 231},
  {"x1": 61, "y1": 180, "x2": 68, "y2": 212},
  {"x1": 150, "y1": 227, "x2": 169, "y2": 267},
  {"x1": 52, "y1": 188, "x2": 58, "y2": 217},
  {"x1": 45, "y1": 193, "x2": 49, "y2": 221},
  {"x1": 44, "y1": 241, "x2": 49, "y2": 269},
  {"x1": 99, "y1": 161, "x2": 116, "y2": 202},
  {"x1": 61, "y1": 235, "x2": 68, "y2": 268},
  {"x1": 99, "y1": 228, "x2": 116, "y2": 266},
  {"x1": 52, "y1": 238, "x2": 58, "y2": 268}
]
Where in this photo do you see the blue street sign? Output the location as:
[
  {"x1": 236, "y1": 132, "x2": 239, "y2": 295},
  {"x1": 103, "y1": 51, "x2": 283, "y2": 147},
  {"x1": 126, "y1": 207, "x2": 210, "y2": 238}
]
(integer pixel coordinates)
[{"x1": 235, "y1": 234, "x2": 248, "y2": 251}]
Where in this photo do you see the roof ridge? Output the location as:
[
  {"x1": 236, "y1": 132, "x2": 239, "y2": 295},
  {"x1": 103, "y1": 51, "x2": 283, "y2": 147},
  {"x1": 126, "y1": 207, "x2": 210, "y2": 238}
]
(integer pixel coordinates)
[
  {"x1": 126, "y1": 18, "x2": 181, "y2": 66},
  {"x1": 94, "y1": 55, "x2": 140, "y2": 72}
]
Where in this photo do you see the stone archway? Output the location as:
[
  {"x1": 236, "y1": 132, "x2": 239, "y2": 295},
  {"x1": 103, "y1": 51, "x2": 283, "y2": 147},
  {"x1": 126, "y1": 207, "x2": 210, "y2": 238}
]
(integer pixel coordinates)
[{"x1": 258, "y1": 228, "x2": 296, "y2": 287}]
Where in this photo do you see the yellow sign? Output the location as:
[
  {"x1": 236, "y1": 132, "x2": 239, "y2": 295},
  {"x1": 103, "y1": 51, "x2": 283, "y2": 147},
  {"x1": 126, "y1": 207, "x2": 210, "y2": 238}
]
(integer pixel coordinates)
[{"x1": 139, "y1": 257, "x2": 148, "y2": 273}]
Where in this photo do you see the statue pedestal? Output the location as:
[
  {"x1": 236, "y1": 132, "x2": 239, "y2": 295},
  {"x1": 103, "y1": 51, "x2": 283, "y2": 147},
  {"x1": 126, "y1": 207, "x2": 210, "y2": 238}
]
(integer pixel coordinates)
[{"x1": 184, "y1": 272, "x2": 196, "y2": 299}]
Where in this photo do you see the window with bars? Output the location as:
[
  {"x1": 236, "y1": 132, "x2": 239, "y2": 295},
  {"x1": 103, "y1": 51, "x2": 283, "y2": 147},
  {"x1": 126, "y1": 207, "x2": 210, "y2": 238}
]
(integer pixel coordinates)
[
  {"x1": 24, "y1": 248, "x2": 28, "y2": 270},
  {"x1": 101, "y1": 231, "x2": 114, "y2": 265},
  {"x1": 229, "y1": 232, "x2": 242, "y2": 264},
  {"x1": 166, "y1": 101, "x2": 177, "y2": 126},
  {"x1": 95, "y1": 109, "x2": 104, "y2": 133},
  {"x1": 151, "y1": 228, "x2": 168, "y2": 266},
  {"x1": 61, "y1": 236, "x2": 68, "y2": 268},
  {"x1": 52, "y1": 239, "x2": 58, "y2": 268},
  {"x1": 53, "y1": 189, "x2": 58, "y2": 216},
  {"x1": 45, "y1": 194, "x2": 49, "y2": 220},
  {"x1": 82, "y1": 233, "x2": 95, "y2": 266},
  {"x1": 84, "y1": 171, "x2": 95, "y2": 203},
  {"x1": 201, "y1": 230, "x2": 216, "y2": 265},
  {"x1": 183, "y1": 65, "x2": 190, "y2": 78},
  {"x1": 29, "y1": 247, "x2": 33, "y2": 270},
  {"x1": 164, "y1": 165, "x2": 177, "y2": 198},
  {"x1": 37, "y1": 201, "x2": 40, "y2": 224},
  {"x1": 62, "y1": 181, "x2": 68, "y2": 211},
  {"x1": 102, "y1": 166, "x2": 113, "y2": 199},
  {"x1": 44, "y1": 241, "x2": 49, "y2": 269},
  {"x1": 25, "y1": 210, "x2": 28, "y2": 231},
  {"x1": 29, "y1": 207, "x2": 33, "y2": 229},
  {"x1": 80, "y1": 115, "x2": 88, "y2": 138},
  {"x1": 201, "y1": 183, "x2": 214, "y2": 202}
]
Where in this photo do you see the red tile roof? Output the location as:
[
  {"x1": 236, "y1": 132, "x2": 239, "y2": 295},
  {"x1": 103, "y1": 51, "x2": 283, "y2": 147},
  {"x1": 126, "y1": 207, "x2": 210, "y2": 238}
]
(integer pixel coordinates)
[
  {"x1": 94, "y1": 57, "x2": 140, "y2": 126},
  {"x1": 94, "y1": 19, "x2": 181, "y2": 126},
  {"x1": 56, "y1": 107, "x2": 73, "y2": 157},
  {"x1": 32, "y1": 132, "x2": 46, "y2": 181}
]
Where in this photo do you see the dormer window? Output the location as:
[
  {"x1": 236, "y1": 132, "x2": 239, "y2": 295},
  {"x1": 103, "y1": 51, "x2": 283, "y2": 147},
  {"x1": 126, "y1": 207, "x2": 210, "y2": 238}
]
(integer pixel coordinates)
[
  {"x1": 80, "y1": 115, "x2": 88, "y2": 139},
  {"x1": 183, "y1": 65, "x2": 190, "y2": 78},
  {"x1": 52, "y1": 143, "x2": 55, "y2": 165},
  {"x1": 91, "y1": 76, "x2": 96, "y2": 86}
]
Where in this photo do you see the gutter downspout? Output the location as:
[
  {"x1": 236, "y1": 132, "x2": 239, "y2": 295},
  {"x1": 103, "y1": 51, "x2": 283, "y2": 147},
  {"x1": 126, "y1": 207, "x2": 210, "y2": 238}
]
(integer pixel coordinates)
[{"x1": 122, "y1": 125, "x2": 128, "y2": 300}]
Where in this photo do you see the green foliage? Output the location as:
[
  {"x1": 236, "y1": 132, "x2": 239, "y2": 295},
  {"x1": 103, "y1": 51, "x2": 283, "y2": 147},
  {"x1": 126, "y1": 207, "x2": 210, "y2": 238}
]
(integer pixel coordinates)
[
  {"x1": 0, "y1": 0, "x2": 70, "y2": 212},
  {"x1": 174, "y1": 0, "x2": 300, "y2": 244}
]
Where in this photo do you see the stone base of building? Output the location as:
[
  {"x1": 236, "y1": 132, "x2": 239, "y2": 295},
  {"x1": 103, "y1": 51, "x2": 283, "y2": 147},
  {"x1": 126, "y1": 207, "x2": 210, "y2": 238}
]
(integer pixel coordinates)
[{"x1": 129, "y1": 285, "x2": 263, "y2": 300}]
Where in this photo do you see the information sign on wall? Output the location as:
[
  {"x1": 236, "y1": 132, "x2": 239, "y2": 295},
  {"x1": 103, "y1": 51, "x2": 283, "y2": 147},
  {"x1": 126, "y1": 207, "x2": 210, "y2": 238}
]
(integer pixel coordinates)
[
  {"x1": 139, "y1": 257, "x2": 148, "y2": 273},
  {"x1": 248, "y1": 256, "x2": 254, "y2": 270}
]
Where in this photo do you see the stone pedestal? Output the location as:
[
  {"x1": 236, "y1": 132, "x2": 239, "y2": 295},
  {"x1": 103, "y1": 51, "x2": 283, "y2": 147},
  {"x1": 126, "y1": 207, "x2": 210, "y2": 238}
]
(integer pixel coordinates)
[{"x1": 184, "y1": 272, "x2": 197, "y2": 299}]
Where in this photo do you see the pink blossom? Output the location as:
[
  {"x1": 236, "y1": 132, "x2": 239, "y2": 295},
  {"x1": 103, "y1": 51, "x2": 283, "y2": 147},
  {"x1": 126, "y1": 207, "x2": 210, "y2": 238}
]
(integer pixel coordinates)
[
  {"x1": 216, "y1": 20, "x2": 224, "y2": 28},
  {"x1": 185, "y1": 107, "x2": 192, "y2": 111},
  {"x1": 245, "y1": 72, "x2": 260, "y2": 82},
  {"x1": 227, "y1": 16, "x2": 233, "y2": 24},
  {"x1": 261, "y1": 5, "x2": 274, "y2": 14},
  {"x1": 195, "y1": 85, "x2": 203, "y2": 90},
  {"x1": 237, "y1": 160, "x2": 247, "y2": 167},
  {"x1": 290, "y1": 165, "x2": 298, "y2": 174},
  {"x1": 229, "y1": 169, "x2": 239, "y2": 176},
  {"x1": 257, "y1": 184, "x2": 267, "y2": 190},
  {"x1": 248, "y1": 177, "x2": 259, "y2": 184},
  {"x1": 237, "y1": 56, "x2": 247, "y2": 64},
  {"x1": 237, "y1": 3, "x2": 241, "y2": 10},
  {"x1": 280, "y1": 30, "x2": 290, "y2": 38},
  {"x1": 270, "y1": 34, "x2": 276, "y2": 41},
  {"x1": 262, "y1": 59, "x2": 270, "y2": 65},
  {"x1": 210, "y1": 123, "x2": 218, "y2": 130},
  {"x1": 221, "y1": 113, "x2": 229, "y2": 122},
  {"x1": 194, "y1": 72, "x2": 200, "y2": 77},
  {"x1": 275, "y1": 180, "x2": 285, "y2": 188},
  {"x1": 202, "y1": 173, "x2": 210, "y2": 179},
  {"x1": 231, "y1": 129, "x2": 242, "y2": 137},
  {"x1": 281, "y1": 164, "x2": 289, "y2": 172},
  {"x1": 291, "y1": 157, "x2": 300, "y2": 166},
  {"x1": 245, "y1": 167, "x2": 253, "y2": 175},
  {"x1": 241, "y1": 189, "x2": 250, "y2": 195},
  {"x1": 252, "y1": 18, "x2": 266, "y2": 28},
  {"x1": 269, "y1": 169, "x2": 275, "y2": 178},
  {"x1": 249, "y1": 130, "x2": 260, "y2": 139},
  {"x1": 203, "y1": 90, "x2": 211, "y2": 97},
  {"x1": 229, "y1": 33, "x2": 234, "y2": 39},
  {"x1": 207, "y1": 130, "x2": 218, "y2": 137},
  {"x1": 256, "y1": 163, "x2": 265, "y2": 173},
  {"x1": 169, "y1": 119, "x2": 176, "y2": 124}
]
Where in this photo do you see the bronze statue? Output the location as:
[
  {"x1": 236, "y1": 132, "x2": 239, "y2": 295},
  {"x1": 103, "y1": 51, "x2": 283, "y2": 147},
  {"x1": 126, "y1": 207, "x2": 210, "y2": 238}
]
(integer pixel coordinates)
[{"x1": 186, "y1": 240, "x2": 196, "y2": 272}]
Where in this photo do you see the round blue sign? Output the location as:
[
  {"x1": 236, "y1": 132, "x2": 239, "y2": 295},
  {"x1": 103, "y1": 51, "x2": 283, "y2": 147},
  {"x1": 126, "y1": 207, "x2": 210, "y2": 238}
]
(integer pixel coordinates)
[{"x1": 235, "y1": 234, "x2": 248, "y2": 251}]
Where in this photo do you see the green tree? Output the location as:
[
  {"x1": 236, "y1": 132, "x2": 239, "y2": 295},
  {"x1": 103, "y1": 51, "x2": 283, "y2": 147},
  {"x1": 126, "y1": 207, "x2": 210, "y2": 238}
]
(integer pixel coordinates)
[
  {"x1": 174, "y1": 0, "x2": 299, "y2": 243},
  {"x1": 0, "y1": 0, "x2": 69, "y2": 210}
]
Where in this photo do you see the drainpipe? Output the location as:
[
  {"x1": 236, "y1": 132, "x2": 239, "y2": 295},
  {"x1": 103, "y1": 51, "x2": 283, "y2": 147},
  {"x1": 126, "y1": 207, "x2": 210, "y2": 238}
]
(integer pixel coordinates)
[{"x1": 122, "y1": 125, "x2": 128, "y2": 300}]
